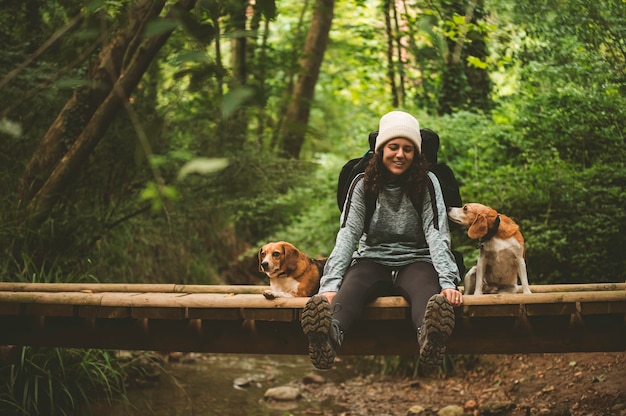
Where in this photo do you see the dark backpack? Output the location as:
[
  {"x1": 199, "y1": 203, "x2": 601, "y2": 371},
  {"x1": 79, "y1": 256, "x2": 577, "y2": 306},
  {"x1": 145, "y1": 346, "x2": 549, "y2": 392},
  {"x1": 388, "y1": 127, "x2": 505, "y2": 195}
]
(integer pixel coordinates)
[
  {"x1": 336, "y1": 131, "x2": 377, "y2": 213},
  {"x1": 336, "y1": 128, "x2": 465, "y2": 276}
]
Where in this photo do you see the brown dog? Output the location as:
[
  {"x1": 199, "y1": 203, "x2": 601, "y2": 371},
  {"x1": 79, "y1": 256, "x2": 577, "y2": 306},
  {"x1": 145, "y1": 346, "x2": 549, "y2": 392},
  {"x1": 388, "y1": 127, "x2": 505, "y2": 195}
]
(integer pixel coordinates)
[
  {"x1": 448, "y1": 203, "x2": 531, "y2": 295},
  {"x1": 258, "y1": 241, "x2": 325, "y2": 299}
]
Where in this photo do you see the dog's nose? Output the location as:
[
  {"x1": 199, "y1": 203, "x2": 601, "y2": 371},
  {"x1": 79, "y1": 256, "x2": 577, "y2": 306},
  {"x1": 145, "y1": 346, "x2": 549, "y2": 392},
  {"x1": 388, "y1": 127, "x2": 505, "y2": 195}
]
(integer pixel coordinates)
[{"x1": 261, "y1": 261, "x2": 269, "y2": 270}]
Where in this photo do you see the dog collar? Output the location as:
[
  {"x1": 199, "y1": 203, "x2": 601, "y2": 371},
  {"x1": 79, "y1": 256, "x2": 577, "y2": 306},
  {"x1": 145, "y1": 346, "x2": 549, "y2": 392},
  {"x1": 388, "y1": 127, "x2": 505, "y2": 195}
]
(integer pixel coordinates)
[{"x1": 479, "y1": 214, "x2": 501, "y2": 245}]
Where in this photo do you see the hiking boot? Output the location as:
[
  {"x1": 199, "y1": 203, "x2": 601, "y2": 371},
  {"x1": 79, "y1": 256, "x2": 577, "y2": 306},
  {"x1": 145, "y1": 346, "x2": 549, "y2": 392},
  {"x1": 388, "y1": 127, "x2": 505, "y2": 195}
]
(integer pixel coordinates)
[
  {"x1": 301, "y1": 295, "x2": 343, "y2": 370},
  {"x1": 418, "y1": 294, "x2": 455, "y2": 372}
]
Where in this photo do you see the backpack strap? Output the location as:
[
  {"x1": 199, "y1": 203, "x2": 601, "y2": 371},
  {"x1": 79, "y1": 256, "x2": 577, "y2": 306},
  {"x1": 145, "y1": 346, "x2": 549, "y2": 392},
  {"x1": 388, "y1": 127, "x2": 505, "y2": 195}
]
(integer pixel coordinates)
[
  {"x1": 363, "y1": 189, "x2": 377, "y2": 232},
  {"x1": 423, "y1": 175, "x2": 465, "y2": 279},
  {"x1": 341, "y1": 173, "x2": 365, "y2": 228},
  {"x1": 341, "y1": 172, "x2": 378, "y2": 232},
  {"x1": 424, "y1": 176, "x2": 440, "y2": 231}
]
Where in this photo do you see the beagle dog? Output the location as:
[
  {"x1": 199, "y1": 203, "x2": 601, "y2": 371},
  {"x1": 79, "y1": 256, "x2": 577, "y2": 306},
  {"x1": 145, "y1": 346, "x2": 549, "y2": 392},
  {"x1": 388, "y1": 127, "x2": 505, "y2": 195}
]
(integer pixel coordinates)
[
  {"x1": 448, "y1": 203, "x2": 531, "y2": 295},
  {"x1": 258, "y1": 241, "x2": 325, "y2": 299}
]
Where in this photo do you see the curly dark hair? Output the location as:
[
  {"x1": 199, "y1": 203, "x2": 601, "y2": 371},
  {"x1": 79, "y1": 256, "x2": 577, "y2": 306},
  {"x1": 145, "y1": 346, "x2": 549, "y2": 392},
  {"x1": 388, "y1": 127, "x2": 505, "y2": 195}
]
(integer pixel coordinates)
[{"x1": 363, "y1": 150, "x2": 430, "y2": 203}]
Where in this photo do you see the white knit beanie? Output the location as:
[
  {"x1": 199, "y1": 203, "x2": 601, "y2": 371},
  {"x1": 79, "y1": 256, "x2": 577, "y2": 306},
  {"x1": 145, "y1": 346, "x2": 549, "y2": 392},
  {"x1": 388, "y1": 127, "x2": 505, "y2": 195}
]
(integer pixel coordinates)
[{"x1": 375, "y1": 111, "x2": 422, "y2": 153}]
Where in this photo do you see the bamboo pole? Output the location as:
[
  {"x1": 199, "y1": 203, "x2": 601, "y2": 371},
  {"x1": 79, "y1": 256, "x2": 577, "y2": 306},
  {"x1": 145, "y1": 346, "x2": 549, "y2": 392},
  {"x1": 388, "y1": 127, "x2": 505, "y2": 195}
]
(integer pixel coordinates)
[
  {"x1": 0, "y1": 283, "x2": 269, "y2": 293},
  {"x1": 461, "y1": 290, "x2": 626, "y2": 305},
  {"x1": 0, "y1": 282, "x2": 623, "y2": 294},
  {"x1": 0, "y1": 290, "x2": 623, "y2": 308}
]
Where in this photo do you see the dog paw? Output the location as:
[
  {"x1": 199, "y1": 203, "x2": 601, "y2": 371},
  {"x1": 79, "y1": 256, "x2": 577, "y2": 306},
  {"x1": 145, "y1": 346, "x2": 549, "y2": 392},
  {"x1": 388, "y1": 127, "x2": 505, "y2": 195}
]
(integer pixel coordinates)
[{"x1": 263, "y1": 290, "x2": 276, "y2": 300}]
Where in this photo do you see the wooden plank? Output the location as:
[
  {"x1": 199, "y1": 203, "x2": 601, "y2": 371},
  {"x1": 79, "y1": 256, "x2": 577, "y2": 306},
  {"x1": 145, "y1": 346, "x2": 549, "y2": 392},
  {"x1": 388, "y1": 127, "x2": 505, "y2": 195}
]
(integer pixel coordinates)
[
  {"x1": 131, "y1": 307, "x2": 187, "y2": 320},
  {"x1": 24, "y1": 303, "x2": 76, "y2": 317},
  {"x1": 188, "y1": 308, "x2": 243, "y2": 320},
  {"x1": 525, "y1": 303, "x2": 577, "y2": 316},
  {"x1": 0, "y1": 303, "x2": 21, "y2": 315},
  {"x1": 241, "y1": 308, "x2": 298, "y2": 321},
  {"x1": 581, "y1": 301, "x2": 626, "y2": 314},
  {"x1": 78, "y1": 305, "x2": 131, "y2": 319},
  {"x1": 463, "y1": 304, "x2": 521, "y2": 317},
  {"x1": 0, "y1": 313, "x2": 623, "y2": 354}
]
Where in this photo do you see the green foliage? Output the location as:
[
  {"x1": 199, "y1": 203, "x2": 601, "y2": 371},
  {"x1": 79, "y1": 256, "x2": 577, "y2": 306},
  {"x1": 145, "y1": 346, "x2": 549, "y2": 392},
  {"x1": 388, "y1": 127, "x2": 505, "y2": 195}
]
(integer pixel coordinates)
[
  {"x1": 514, "y1": 162, "x2": 626, "y2": 283},
  {"x1": 82, "y1": 148, "x2": 317, "y2": 283},
  {"x1": 517, "y1": 89, "x2": 625, "y2": 168},
  {"x1": 506, "y1": 80, "x2": 626, "y2": 283},
  {"x1": 0, "y1": 348, "x2": 131, "y2": 416},
  {"x1": 258, "y1": 153, "x2": 344, "y2": 257},
  {"x1": 514, "y1": 0, "x2": 625, "y2": 74}
]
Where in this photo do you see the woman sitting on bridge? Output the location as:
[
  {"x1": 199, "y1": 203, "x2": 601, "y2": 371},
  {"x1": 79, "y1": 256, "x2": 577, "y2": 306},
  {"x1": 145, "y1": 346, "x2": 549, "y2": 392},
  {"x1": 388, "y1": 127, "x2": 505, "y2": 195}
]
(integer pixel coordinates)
[{"x1": 301, "y1": 110, "x2": 463, "y2": 371}]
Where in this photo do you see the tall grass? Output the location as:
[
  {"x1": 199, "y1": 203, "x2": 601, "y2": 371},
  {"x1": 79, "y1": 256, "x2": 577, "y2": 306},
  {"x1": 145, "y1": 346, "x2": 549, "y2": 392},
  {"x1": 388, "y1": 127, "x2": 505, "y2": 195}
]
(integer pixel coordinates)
[
  {"x1": 0, "y1": 347, "x2": 166, "y2": 415},
  {"x1": 0, "y1": 348, "x2": 132, "y2": 415}
]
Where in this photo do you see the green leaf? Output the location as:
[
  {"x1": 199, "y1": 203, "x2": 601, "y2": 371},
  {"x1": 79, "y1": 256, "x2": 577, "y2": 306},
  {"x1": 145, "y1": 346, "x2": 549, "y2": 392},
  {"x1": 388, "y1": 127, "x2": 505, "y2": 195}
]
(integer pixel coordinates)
[
  {"x1": 178, "y1": 157, "x2": 229, "y2": 180},
  {"x1": 222, "y1": 87, "x2": 255, "y2": 118},
  {"x1": 161, "y1": 185, "x2": 179, "y2": 201},
  {"x1": 85, "y1": 0, "x2": 105, "y2": 14},
  {"x1": 144, "y1": 18, "x2": 180, "y2": 38},
  {"x1": 140, "y1": 182, "x2": 159, "y2": 201},
  {"x1": 467, "y1": 56, "x2": 488, "y2": 69},
  {"x1": 452, "y1": 14, "x2": 466, "y2": 25},
  {"x1": 0, "y1": 118, "x2": 22, "y2": 138},
  {"x1": 170, "y1": 50, "x2": 210, "y2": 65}
]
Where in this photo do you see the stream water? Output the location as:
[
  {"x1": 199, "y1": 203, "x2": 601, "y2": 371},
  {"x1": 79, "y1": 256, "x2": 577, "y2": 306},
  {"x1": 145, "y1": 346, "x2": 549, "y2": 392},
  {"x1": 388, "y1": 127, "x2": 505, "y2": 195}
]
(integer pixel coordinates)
[{"x1": 93, "y1": 354, "x2": 358, "y2": 416}]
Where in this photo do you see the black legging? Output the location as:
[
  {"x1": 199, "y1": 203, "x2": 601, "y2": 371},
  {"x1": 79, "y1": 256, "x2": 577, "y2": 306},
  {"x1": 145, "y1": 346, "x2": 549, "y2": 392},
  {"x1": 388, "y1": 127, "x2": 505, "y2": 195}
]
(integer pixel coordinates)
[{"x1": 331, "y1": 260, "x2": 441, "y2": 333}]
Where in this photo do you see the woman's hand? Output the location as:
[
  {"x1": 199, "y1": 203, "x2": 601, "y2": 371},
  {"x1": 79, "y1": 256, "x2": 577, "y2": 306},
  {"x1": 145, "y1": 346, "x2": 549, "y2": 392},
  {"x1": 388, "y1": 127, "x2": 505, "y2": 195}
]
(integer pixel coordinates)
[
  {"x1": 441, "y1": 288, "x2": 463, "y2": 307},
  {"x1": 320, "y1": 291, "x2": 337, "y2": 304}
]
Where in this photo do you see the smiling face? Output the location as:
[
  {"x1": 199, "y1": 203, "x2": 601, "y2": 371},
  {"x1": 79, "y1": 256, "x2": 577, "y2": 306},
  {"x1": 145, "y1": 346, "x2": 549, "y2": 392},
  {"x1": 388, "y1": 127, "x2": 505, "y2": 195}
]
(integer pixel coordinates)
[{"x1": 381, "y1": 138, "x2": 416, "y2": 176}]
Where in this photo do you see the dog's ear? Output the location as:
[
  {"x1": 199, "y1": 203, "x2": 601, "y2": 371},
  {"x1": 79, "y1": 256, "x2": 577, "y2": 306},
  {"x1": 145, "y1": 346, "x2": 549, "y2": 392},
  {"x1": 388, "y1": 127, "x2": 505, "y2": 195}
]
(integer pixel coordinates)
[
  {"x1": 468, "y1": 213, "x2": 489, "y2": 239},
  {"x1": 284, "y1": 243, "x2": 300, "y2": 272},
  {"x1": 258, "y1": 247, "x2": 265, "y2": 272}
]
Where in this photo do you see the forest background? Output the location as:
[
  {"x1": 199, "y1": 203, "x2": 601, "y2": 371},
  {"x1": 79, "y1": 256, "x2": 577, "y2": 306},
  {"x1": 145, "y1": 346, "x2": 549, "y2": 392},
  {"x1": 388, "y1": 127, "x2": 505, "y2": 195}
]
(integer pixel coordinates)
[
  {"x1": 1, "y1": 0, "x2": 625, "y2": 290},
  {"x1": 0, "y1": 0, "x2": 625, "y2": 413}
]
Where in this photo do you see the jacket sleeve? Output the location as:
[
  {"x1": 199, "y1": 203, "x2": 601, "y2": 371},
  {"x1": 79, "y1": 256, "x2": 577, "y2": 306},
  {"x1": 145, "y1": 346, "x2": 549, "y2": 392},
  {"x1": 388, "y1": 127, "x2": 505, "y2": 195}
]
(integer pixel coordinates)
[
  {"x1": 421, "y1": 172, "x2": 460, "y2": 289},
  {"x1": 318, "y1": 178, "x2": 366, "y2": 293}
]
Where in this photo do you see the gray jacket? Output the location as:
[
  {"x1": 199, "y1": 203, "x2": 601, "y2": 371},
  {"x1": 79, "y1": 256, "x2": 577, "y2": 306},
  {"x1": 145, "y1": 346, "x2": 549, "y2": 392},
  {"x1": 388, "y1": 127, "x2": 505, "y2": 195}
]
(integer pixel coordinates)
[{"x1": 319, "y1": 172, "x2": 460, "y2": 293}]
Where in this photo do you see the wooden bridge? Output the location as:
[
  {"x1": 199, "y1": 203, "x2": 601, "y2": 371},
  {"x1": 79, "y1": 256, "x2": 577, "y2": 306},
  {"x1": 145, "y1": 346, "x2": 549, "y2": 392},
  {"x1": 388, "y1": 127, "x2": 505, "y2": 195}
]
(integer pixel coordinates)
[{"x1": 0, "y1": 282, "x2": 624, "y2": 355}]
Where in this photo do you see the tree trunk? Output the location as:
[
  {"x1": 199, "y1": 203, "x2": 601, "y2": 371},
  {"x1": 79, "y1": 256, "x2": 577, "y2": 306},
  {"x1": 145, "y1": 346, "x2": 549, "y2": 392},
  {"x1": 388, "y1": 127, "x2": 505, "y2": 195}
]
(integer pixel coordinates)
[
  {"x1": 437, "y1": 0, "x2": 491, "y2": 114},
  {"x1": 23, "y1": 0, "x2": 196, "y2": 227},
  {"x1": 280, "y1": 0, "x2": 334, "y2": 159},
  {"x1": 391, "y1": 2, "x2": 406, "y2": 107},
  {"x1": 221, "y1": 1, "x2": 249, "y2": 154},
  {"x1": 383, "y1": 0, "x2": 399, "y2": 107},
  {"x1": 19, "y1": 0, "x2": 167, "y2": 201},
  {"x1": 270, "y1": 0, "x2": 310, "y2": 152}
]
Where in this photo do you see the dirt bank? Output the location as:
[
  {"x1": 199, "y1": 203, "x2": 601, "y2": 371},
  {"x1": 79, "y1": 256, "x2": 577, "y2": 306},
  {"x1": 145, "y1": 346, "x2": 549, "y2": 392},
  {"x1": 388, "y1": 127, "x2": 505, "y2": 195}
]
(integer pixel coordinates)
[{"x1": 301, "y1": 352, "x2": 625, "y2": 415}]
